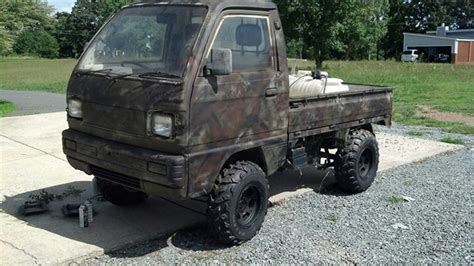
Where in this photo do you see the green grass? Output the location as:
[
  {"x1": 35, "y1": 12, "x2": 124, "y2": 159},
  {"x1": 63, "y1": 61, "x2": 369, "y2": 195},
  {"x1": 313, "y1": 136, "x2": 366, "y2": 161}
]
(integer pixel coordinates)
[
  {"x1": 323, "y1": 214, "x2": 338, "y2": 222},
  {"x1": 0, "y1": 100, "x2": 16, "y2": 117},
  {"x1": 440, "y1": 137, "x2": 465, "y2": 145},
  {"x1": 290, "y1": 59, "x2": 474, "y2": 135},
  {"x1": 0, "y1": 57, "x2": 76, "y2": 93},
  {"x1": 407, "y1": 130, "x2": 425, "y2": 137},
  {"x1": 386, "y1": 196, "x2": 406, "y2": 204}
]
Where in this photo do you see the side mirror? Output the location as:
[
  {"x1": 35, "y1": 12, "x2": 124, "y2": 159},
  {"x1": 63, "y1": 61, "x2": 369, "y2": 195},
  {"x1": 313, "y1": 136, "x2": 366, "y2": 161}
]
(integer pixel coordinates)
[{"x1": 205, "y1": 48, "x2": 232, "y2": 76}]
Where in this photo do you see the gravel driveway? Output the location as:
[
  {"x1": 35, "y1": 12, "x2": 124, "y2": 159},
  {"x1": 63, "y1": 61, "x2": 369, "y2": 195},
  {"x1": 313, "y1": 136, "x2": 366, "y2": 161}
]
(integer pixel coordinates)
[
  {"x1": 86, "y1": 127, "x2": 473, "y2": 264},
  {"x1": 376, "y1": 122, "x2": 473, "y2": 148}
]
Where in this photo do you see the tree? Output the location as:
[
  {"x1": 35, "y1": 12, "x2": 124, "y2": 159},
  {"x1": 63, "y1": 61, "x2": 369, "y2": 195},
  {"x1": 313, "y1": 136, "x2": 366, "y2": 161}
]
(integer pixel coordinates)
[
  {"x1": 450, "y1": 0, "x2": 474, "y2": 29},
  {"x1": 382, "y1": 0, "x2": 474, "y2": 59},
  {"x1": 286, "y1": 38, "x2": 303, "y2": 59},
  {"x1": 0, "y1": 0, "x2": 54, "y2": 55},
  {"x1": 275, "y1": 0, "x2": 389, "y2": 66},
  {"x1": 366, "y1": 2, "x2": 389, "y2": 60},
  {"x1": 52, "y1": 12, "x2": 75, "y2": 58},
  {"x1": 276, "y1": 0, "x2": 349, "y2": 68},
  {"x1": 0, "y1": 28, "x2": 13, "y2": 56}
]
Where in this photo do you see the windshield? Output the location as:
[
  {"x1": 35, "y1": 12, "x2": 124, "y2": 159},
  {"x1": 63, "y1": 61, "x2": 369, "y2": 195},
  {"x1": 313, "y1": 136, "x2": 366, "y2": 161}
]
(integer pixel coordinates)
[
  {"x1": 77, "y1": 6, "x2": 207, "y2": 78},
  {"x1": 403, "y1": 50, "x2": 415, "y2": 55}
]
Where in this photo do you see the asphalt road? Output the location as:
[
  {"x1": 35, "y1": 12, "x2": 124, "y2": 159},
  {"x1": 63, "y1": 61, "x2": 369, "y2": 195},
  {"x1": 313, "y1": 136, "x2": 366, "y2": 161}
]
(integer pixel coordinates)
[{"x1": 0, "y1": 90, "x2": 66, "y2": 116}]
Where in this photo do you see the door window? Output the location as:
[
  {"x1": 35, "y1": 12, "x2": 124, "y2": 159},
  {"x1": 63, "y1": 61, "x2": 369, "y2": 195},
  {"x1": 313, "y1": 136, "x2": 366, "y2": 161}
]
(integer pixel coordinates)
[{"x1": 209, "y1": 16, "x2": 272, "y2": 72}]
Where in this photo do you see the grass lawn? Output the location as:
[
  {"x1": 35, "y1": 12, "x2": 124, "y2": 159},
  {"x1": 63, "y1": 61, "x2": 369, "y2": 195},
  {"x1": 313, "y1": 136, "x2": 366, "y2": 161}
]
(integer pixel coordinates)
[
  {"x1": 0, "y1": 100, "x2": 16, "y2": 117},
  {"x1": 290, "y1": 59, "x2": 474, "y2": 135},
  {"x1": 1, "y1": 57, "x2": 472, "y2": 134},
  {"x1": 0, "y1": 57, "x2": 76, "y2": 93}
]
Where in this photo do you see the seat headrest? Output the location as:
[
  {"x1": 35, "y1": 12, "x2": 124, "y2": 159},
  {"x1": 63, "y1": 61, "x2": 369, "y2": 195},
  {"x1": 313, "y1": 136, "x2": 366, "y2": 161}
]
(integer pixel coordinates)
[{"x1": 236, "y1": 24, "x2": 262, "y2": 47}]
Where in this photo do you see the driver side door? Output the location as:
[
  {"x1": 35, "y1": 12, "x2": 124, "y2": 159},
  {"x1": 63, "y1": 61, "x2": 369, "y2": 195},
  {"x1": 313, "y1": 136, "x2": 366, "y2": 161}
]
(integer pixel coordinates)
[{"x1": 189, "y1": 13, "x2": 288, "y2": 147}]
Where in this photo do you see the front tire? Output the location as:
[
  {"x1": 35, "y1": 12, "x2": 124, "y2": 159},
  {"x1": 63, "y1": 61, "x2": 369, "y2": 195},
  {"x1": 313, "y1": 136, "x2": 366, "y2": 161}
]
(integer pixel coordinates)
[
  {"x1": 208, "y1": 161, "x2": 269, "y2": 246},
  {"x1": 335, "y1": 129, "x2": 379, "y2": 193},
  {"x1": 96, "y1": 178, "x2": 148, "y2": 206}
]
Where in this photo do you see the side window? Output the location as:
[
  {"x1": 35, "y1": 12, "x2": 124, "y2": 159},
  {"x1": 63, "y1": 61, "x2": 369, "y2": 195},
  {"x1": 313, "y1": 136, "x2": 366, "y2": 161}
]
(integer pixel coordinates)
[{"x1": 210, "y1": 16, "x2": 272, "y2": 72}]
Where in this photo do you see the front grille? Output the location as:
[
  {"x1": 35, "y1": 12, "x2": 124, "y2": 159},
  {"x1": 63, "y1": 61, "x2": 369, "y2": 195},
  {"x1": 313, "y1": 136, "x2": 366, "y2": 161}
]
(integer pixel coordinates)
[
  {"x1": 90, "y1": 166, "x2": 141, "y2": 189},
  {"x1": 82, "y1": 102, "x2": 146, "y2": 136}
]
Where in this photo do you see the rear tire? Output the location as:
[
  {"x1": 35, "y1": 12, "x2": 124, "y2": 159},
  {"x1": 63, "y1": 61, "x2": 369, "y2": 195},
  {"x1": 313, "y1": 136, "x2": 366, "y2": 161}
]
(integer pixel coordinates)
[
  {"x1": 335, "y1": 129, "x2": 379, "y2": 193},
  {"x1": 208, "y1": 161, "x2": 269, "y2": 246},
  {"x1": 96, "y1": 178, "x2": 147, "y2": 206}
]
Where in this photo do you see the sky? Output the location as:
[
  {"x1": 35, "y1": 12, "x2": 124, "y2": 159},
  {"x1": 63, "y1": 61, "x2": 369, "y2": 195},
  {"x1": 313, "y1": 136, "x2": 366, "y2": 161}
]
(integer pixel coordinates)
[{"x1": 49, "y1": 0, "x2": 75, "y2": 13}]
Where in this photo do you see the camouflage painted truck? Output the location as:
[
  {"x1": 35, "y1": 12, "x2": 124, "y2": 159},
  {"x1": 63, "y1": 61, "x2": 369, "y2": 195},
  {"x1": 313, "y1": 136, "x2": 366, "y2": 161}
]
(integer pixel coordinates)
[{"x1": 63, "y1": 0, "x2": 393, "y2": 245}]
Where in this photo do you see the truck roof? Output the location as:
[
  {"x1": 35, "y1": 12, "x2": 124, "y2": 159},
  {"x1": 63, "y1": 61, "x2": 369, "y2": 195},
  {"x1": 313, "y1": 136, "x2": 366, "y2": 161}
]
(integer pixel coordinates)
[{"x1": 128, "y1": 0, "x2": 277, "y2": 11}]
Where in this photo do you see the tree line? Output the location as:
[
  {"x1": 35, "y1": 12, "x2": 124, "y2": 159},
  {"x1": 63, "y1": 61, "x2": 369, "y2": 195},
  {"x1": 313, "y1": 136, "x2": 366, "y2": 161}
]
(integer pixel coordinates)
[{"x1": 1, "y1": 0, "x2": 472, "y2": 66}]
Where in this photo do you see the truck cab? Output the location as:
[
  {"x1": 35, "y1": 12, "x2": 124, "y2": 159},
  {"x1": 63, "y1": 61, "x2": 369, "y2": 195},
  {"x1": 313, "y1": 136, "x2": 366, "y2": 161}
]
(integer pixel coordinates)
[{"x1": 63, "y1": 0, "x2": 392, "y2": 245}]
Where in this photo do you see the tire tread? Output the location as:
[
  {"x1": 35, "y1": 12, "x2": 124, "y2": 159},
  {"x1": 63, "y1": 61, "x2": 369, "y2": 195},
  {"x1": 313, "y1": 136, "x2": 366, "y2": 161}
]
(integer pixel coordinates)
[
  {"x1": 208, "y1": 161, "x2": 268, "y2": 245},
  {"x1": 335, "y1": 129, "x2": 379, "y2": 193}
]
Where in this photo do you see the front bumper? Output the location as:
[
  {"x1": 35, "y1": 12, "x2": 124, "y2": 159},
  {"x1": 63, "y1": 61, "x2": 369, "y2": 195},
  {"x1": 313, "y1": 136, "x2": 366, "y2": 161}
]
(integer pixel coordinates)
[{"x1": 62, "y1": 129, "x2": 187, "y2": 199}]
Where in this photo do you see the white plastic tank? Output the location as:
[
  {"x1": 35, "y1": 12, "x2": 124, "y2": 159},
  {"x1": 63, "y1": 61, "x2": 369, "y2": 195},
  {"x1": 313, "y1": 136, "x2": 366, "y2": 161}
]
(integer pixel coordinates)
[{"x1": 289, "y1": 71, "x2": 349, "y2": 98}]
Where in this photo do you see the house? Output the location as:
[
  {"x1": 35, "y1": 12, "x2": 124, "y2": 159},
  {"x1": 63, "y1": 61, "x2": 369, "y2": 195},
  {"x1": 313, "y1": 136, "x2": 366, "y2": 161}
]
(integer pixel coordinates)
[{"x1": 403, "y1": 24, "x2": 474, "y2": 64}]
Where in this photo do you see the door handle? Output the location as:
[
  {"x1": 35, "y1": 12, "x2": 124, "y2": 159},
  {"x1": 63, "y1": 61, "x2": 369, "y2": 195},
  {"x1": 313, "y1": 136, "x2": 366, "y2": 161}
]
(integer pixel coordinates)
[{"x1": 265, "y1": 87, "x2": 278, "y2": 97}]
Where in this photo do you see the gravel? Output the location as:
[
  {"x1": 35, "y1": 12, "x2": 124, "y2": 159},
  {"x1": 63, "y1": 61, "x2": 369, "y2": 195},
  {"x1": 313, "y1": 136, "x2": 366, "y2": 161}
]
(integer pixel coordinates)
[
  {"x1": 375, "y1": 122, "x2": 473, "y2": 147},
  {"x1": 86, "y1": 125, "x2": 473, "y2": 264}
]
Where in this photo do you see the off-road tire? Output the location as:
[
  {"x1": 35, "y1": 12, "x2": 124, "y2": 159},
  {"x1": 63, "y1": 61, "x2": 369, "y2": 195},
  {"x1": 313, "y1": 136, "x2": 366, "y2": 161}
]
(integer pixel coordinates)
[
  {"x1": 208, "y1": 161, "x2": 269, "y2": 246},
  {"x1": 96, "y1": 178, "x2": 148, "y2": 206},
  {"x1": 335, "y1": 129, "x2": 379, "y2": 193}
]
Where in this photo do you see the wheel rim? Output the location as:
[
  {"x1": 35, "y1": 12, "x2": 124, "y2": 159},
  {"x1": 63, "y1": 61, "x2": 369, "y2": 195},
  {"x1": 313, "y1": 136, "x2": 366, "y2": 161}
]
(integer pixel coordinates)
[
  {"x1": 358, "y1": 149, "x2": 373, "y2": 179},
  {"x1": 236, "y1": 184, "x2": 261, "y2": 227}
]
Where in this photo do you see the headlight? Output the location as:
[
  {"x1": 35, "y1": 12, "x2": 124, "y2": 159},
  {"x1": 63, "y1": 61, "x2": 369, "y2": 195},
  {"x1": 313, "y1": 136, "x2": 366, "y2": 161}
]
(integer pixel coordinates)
[
  {"x1": 68, "y1": 99, "x2": 82, "y2": 119},
  {"x1": 150, "y1": 113, "x2": 173, "y2": 138}
]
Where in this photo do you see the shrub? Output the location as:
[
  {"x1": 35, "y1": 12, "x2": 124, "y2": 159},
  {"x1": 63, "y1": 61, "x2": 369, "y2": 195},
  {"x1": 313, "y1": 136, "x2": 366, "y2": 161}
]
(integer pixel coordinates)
[
  {"x1": 0, "y1": 28, "x2": 14, "y2": 56},
  {"x1": 13, "y1": 30, "x2": 59, "y2": 58}
]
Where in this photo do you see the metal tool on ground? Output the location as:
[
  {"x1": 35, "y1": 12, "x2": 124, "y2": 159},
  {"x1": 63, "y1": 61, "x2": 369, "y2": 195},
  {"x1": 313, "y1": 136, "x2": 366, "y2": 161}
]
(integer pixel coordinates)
[
  {"x1": 79, "y1": 205, "x2": 88, "y2": 228},
  {"x1": 85, "y1": 200, "x2": 93, "y2": 223},
  {"x1": 62, "y1": 203, "x2": 81, "y2": 217},
  {"x1": 19, "y1": 200, "x2": 49, "y2": 216}
]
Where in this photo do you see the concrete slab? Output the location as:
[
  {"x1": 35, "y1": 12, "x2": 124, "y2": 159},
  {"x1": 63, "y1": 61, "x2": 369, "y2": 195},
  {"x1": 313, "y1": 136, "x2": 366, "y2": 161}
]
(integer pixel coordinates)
[
  {"x1": 0, "y1": 112, "x2": 67, "y2": 156},
  {"x1": 377, "y1": 133, "x2": 461, "y2": 171},
  {"x1": 0, "y1": 113, "x2": 205, "y2": 265},
  {"x1": 0, "y1": 156, "x2": 205, "y2": 264},
  {"x1": 0, "y1": 136, "x2": 44, "y2": 164},
  {"x1": 0, "y1": 112, "x2": 463, "y2": 265}
]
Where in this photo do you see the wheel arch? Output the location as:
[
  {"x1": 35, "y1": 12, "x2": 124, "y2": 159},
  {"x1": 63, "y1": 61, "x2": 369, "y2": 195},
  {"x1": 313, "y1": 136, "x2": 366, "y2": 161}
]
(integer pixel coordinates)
[
  {"x1": 222, "y1": 147, "x2": 268, "y2": 175},
  {"x1": 187, "y1": 138, "x2": 287, "y2": 198},
  {"x1": 359, "y1": 124, "x2": 374, "y2": 134}
]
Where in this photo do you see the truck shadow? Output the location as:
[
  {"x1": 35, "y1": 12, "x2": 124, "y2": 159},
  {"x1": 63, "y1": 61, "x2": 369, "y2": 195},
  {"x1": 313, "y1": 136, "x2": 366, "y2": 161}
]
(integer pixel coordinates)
[
  {"x1": 268, "y1": 167, "x2": 351, "y2": 198},
  {"x1": 0, "y1": 167, "x2": 348, "y2": 258}
]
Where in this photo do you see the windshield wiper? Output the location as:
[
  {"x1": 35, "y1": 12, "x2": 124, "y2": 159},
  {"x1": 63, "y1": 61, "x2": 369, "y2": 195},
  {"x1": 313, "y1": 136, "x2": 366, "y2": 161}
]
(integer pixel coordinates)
[
  {"x1": 76, "y1": 68, "x2": 114, "y2": 77},
  {"x1": 106, "y1": 72, "x2": 136, "y2": 81},
  {"x1": 138, "y1": 71, "x2": 181, "y2": 79},
  {"x1": 105, "y1": 71, "x2": 182, "y2": 83}
]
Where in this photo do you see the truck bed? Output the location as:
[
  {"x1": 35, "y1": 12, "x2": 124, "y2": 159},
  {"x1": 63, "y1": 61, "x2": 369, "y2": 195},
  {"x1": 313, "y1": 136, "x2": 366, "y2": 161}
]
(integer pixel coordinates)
[{"x1": 288, "y1": 83, "x2": 393, "y2": 139}]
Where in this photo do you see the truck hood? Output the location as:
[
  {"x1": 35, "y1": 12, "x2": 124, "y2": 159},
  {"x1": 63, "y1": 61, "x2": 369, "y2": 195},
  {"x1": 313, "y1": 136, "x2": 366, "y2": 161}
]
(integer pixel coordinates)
[{"x1": 67, "y1": 74, "x2": 187, "y2": 152}]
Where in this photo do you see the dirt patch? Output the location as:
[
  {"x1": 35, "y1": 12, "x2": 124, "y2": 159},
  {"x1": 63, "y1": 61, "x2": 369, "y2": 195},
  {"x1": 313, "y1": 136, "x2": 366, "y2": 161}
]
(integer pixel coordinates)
[{"x1": 416, "y1": 105, "x2": 474, "y2": 126}]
